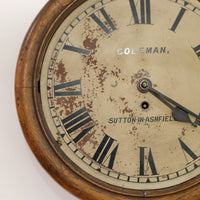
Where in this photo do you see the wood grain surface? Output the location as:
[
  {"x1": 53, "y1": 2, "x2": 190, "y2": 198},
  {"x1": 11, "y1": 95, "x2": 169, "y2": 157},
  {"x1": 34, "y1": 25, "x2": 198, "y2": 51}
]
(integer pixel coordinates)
[{"x1": 15, "y1": 0, "x2": 200, "y2": 199}]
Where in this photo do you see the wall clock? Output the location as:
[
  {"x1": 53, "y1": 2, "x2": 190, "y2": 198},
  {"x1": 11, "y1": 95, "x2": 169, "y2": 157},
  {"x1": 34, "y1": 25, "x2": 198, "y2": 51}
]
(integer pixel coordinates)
[{"x1": 15, "y1": 0, "x2": 200, "y2": 199}]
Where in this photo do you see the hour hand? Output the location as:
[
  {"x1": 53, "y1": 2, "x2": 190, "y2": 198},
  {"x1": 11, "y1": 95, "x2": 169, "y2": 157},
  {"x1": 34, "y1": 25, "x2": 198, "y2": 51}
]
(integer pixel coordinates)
[
  {"x1": 172, "y1": 107, "x2": 193, "y2": 124},
  {"x1": 137, "y1": 78, "x2": 200, "y2": 127},
  {"x1": 149, "y1": 87, "x2": 193, "y2": 124}
]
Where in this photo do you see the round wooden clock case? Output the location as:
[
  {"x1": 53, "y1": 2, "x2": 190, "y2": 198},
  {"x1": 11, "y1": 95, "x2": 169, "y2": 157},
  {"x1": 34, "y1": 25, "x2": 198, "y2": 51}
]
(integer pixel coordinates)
[{"x1": 15, "y1": 0, "x2": 200, "y2": 199}]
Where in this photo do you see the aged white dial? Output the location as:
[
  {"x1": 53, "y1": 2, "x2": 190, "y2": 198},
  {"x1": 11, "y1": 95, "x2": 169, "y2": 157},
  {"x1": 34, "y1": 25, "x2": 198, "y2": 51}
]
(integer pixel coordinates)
[{"x1": 40, "y1": 0, "x2": 200, "y2": 190}]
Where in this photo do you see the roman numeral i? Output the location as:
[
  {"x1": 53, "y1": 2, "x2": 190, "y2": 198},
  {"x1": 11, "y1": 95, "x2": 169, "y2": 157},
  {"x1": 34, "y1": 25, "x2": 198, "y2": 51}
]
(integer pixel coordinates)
[{"x1": 170, "y1": 2, "x2": 189, "y2": 32}]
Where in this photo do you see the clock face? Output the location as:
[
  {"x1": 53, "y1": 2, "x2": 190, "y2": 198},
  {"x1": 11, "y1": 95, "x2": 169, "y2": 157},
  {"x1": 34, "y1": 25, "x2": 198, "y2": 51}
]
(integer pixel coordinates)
[{"x1": 40, "y1": 0, "x2": 200, "y2": 191}]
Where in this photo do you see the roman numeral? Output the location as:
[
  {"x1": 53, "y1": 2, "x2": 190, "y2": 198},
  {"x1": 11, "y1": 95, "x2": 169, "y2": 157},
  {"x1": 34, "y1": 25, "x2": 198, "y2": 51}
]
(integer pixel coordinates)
[
  {"x1": 170, "y1": 3, "x2": 188, "y2": 32},
  {"x1": 62, "y1": 107, "x2": 93, "y2": 134},
  {"x1": 90, "y1": 7, "x2": 116, "y2": 35},
  {"x1": 129, "y1": 0, "x2": 151, "y2": 25},
  {"x1": 93, "y1": 134, "x2": 119, "y2": 169},
  {"x1": 63, "y1": 44, "x2": 91, "y2": 55},
  {"x1": 178, "y1": 138, "x2": 198, "y2": 165},
  {"x1": 73, "y1": 126, "x2": 94, "y2": 143},
  {"x1": 192, "y1": 44, "x2": 200, "y2": 59},
  {"x1": 139, "y1": 147, "x2": 158, "y2": 176},
  {"x1": 54, "y1": 79, "x2": 81, "y2": 96}
]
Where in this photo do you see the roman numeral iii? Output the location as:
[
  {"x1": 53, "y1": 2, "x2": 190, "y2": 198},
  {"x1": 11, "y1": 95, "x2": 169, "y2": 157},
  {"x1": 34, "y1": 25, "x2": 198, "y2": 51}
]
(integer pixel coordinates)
[{"x1": 129, "y1": 0, "x2": 151, "y2": 24}]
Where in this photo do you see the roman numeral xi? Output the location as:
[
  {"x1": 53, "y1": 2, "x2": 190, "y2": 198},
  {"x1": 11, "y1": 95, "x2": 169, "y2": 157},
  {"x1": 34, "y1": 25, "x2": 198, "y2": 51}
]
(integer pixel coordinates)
[{"x1": 90, "y1": 7, "x2": 116, "y2": 35}]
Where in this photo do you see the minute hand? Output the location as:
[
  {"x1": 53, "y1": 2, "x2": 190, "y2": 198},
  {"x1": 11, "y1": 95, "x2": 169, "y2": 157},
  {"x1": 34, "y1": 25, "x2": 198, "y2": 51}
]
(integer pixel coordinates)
[
  {"x1": 138, "y1": 78, "x2": 200, "y2": 126},
  {"x1": 147, "y1": 86, "x2": 200, "y2": 127},
  {"x1": 149, "y1": 87, "x2": 198, "y2": 117}
]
